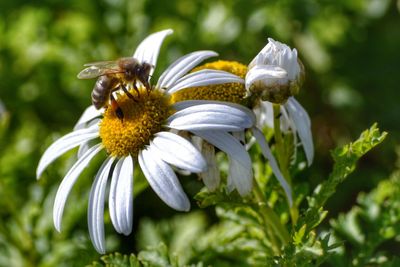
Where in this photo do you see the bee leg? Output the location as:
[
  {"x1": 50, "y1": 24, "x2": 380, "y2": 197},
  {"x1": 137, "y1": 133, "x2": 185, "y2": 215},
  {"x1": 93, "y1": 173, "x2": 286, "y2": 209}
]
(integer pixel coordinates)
[
  {"x1": 110, "y1": 94, "x2": 124, "y2": 120},
  {"x1": 132, "y1": 81, "x2": 140, "y2": 98},
  {"x1": 121, "y1": 84, "x2": 137, "y2": 102},
  {"x1": 141, "y1": 79, "x2": 151, "y2": 94}
]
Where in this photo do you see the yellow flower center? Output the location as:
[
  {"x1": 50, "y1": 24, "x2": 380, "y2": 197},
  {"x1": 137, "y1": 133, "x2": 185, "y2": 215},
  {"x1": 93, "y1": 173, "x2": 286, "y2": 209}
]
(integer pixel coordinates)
[
  {"x1": 99, "y1": 88, "x2": 172, "y2": 157},
  {"x1": 171, "y1": 60, "x2": 248, "y2": 105}
]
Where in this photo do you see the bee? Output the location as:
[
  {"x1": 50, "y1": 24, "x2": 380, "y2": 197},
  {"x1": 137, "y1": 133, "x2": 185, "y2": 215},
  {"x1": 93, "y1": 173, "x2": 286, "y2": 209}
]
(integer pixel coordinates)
[{"x1": 77, "y1": 57, "x2": 153, "y2": 119}]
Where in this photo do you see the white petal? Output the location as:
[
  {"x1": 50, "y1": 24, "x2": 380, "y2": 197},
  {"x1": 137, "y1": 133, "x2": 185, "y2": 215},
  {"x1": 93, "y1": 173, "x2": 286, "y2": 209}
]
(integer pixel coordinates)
[
  {"x1": 109, "y1": 156, "x2": 134, "y2": 236},
  {"x1": 196, "y1": 140, "x2": 220, "y2": 191},
  {"x1": 228, "y1": 132, "x2": 253, "y2": 196},
  {"x1": 53, "y1": 144, "x2": 103, "y2": 232},
  {"x1": 252, "y1": 127, "x2": 292, "y2": 206},
  {"x1": 192, "y1": 130, "x2": 251, "y2": 169},
  {"x1": 228, "y1": 156, "x2": 253, "y2": 196},
  {"x1": 74, "y1": 105, "x2": 103, "y2": 130},
  {"x1": 151, "y1": 132, "x2": 206, "y2": 173},
  {"x1": 37, "y1": 126, "x2": 99, "y2": 178},
  {"x1": 133, "y1": 29, "x2": 173, "y2": 77},
  {"x1": 285, "y1": 98, "x2": 314, "y2": 165},
  {"x1": 287, "y1": 97, "x2": 311, "y2": 127},
  {"x1": 138, "y1": 145, "x2": 190, "y2": 211},
  {"x1": 168, "y1": 103, "x2": 253, "y2": 131},
  {"x1": 245, "y1": 65, "x2": 288, "y2": 90},
  {"x1": 232, "y1": 131, "x2": 245, "y2": 144},
  {"x1": 253, "y1": 100, "x2": 274, "y2": 129},
  {"x1": 167, "y1": 69, "x2": 244, "y2": 94},
  {"x1": 109, "y1": 158, "x2": 123, "y2": 234},
  {"x1": 88, "y1": 156, "x2": 115, "y2": 254},
  {"x1": 173, "y1": 100, "x2": 256, "y2": 124},
  {"x1": 157, "y1": 51, "x2": 218, "y2": 89},
  {"x1": 226, "y1": 173, "x2": 235, "y2": 193},
  {"x1": 279, "y1": 105, "x2": 293, "y2": 133},
  {"x1": 77, "y1": 141, "x2": 91, "y2": 159}
]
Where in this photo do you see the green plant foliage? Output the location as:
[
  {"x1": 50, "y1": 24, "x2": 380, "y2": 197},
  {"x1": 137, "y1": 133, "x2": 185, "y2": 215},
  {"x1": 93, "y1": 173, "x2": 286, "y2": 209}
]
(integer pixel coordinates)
[
  {"x1": 88, "y1": 245, "x2": 180, "y2": 267},
  {"x1": 299, "y1": 123, "x2": 387, "y2": 234},
  {"x1": 328, "y1": 170, "x2": 400, "y2": 266},
  {"x1": 89, "y1": 124, "x2": 388, "y2": 267},
  {"x1": 276, "y1": 124, "x2": 387, "y2": 266}
]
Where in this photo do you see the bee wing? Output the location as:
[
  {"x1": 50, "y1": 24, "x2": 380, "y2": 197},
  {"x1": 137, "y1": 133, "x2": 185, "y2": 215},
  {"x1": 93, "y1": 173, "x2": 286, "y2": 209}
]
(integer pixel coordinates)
[
  {"x1": 77, "y1": 60, "x2": 121, "y2": 79},
  {"x1": 77, "y1": 66, "x2": 108, "y2": 79},
  {"x1": 83, "y1": 61, "x2": 119, "y2": 67},
  {"x1": 77, "y1": 66, "x2": 122, "y2": 79}
]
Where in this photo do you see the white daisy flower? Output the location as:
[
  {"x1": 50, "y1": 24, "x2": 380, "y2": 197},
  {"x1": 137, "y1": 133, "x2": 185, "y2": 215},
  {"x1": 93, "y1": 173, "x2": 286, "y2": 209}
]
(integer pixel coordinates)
[
  {"x1": 245, "y1": 38, "x2": 305, "y2": 104},
  {"x1": 36, "y1": 29, "x2": 254, "y2": 254},
  {"x1": 246, "y1": 38, "x2": 313, "y2": 167},
  {"x1": 170, "y1": 60, "x2": 293, "y2": 205}
]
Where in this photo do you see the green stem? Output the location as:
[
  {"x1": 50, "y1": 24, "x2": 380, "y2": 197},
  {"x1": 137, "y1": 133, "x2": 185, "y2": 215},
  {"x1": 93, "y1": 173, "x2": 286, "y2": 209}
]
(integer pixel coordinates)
[
  {"x1": 273, "y1": 104, "x2": 299, "y2": 224},
  {"x1": 273, "y1": 104, "x2": 291, "y2": 184},
  {"x1": 253, "y1": 181, "x2": 290, "y2": 248}
]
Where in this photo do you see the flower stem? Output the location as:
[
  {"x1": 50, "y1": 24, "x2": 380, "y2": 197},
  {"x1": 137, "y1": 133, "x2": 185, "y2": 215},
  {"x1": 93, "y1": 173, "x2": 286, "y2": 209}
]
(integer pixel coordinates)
[
  {"x1": 253, "y1": 180, "x2": 290, "y2": 248},
  {"x1": 273, "y1": 104, "x2": 299, "y2": 224},
  {"x1": 273, "y1": 104, "x2": 291, "y2": 184}
]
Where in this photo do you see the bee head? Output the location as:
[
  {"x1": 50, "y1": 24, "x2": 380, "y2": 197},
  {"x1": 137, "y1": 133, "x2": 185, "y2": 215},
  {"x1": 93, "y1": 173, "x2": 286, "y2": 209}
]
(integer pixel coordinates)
[
  {"x1": 118, "y1": 58, "x2": 139, "y2": 81},
  {"x1": 139, "y1": 63, "x2": 152, "y2": 78}
]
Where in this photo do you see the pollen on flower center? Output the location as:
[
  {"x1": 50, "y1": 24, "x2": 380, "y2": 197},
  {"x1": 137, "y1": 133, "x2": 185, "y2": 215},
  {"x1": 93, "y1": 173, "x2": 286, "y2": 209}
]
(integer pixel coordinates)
[
  {"x1": 171, "y1": 60, "x2": 248, "y2": 105},
  {"x1": 99, "y1": 88, "x2": 172, "y2": 157}
]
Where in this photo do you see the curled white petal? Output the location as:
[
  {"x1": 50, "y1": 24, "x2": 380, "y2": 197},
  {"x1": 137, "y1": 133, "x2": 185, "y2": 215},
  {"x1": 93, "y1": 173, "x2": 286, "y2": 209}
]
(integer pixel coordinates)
[
  {"x1": 249, "y1": 38, "x2": 301, "y2": 82},
  {"x1": 252, "y1": 127, "x2": 292, "y2": 206},
  {"x1": 53, "y1": 144, "x2": 103, "y2": 232},
  {"x1": 133, "y1": 29, "x2": 173, "y2": 77},
  {"x1": 167, "y1": 69, "x2": 244, "y2": 94},
  {"x1": 88, "y1": 156, "x2": 115, "y2": 254},
  {"x1": 168, "y1": 103, "x2": 253, "y2": 131},
  {"x1": 151, "y1": 132, "x2": 206, "y2": 173},
  {"x1": 138, "y1": 145, "x2": 190, "y2": 211},
  {"x1": 157, "y1": 51, "x2": 218, "y2": 89},
  {"x1": 37, "y1": 126, "x2": 99, "y2": 179},
  {"x1": 245, "y1": 65, "x2": 288, "y2": 90},
  {"x1": 285, "y1": 97, "x2": 314, "y2": 165}
]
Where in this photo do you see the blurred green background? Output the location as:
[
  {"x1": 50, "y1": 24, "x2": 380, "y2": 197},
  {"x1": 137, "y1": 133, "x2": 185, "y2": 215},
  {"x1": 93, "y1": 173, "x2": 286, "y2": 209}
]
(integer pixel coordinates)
[{"x1": 0, "y1": 0, "x2": 399, "y2": 265}]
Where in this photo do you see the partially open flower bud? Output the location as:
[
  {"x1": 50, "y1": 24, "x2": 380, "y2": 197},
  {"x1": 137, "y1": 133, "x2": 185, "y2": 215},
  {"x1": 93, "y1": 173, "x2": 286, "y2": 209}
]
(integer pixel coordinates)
[{"x1": 245, "y1": 38, "x2": 305, "y2": 104}]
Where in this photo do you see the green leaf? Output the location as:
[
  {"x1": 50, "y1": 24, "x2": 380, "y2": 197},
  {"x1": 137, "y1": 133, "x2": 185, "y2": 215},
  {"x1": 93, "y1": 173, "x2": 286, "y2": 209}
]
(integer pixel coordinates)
[
  {"x1": 90, "y1": 253, "x2": 141, "y2": 267},
  {"x1": 194, "y1": 187, "x2": 250, "y2": 208},
  {"x1": 138, "y1": 243, "x2": 177, "y2": 267},
  {"x1": 328, "y1": 170, "x2": 400, "y2": 266},
  {"x1": 298, "y1": 123, "x2": 387, "y2": 234}
]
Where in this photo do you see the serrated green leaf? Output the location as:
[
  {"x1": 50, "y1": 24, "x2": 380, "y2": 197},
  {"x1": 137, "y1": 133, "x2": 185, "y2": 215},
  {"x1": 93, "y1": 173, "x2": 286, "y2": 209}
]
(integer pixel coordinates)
[
  {"x1": 138, "y1": 243, "x2": 175, "y2": 267},
  {"x1": 293, "y1": 224, "x2": 307, "y2": 245},
  {"x1": 298, "y1": 124, "x2": 387, "y2": 235},
  {"x1": 328, "y1": 168, "x2": 400, "y2": 266},
  {"x1": 87, "y1": 253, "x2": 141, "y2": 267},
  {"x1": 194, "y1": 187, "x2": 246, "y2": 208}
]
